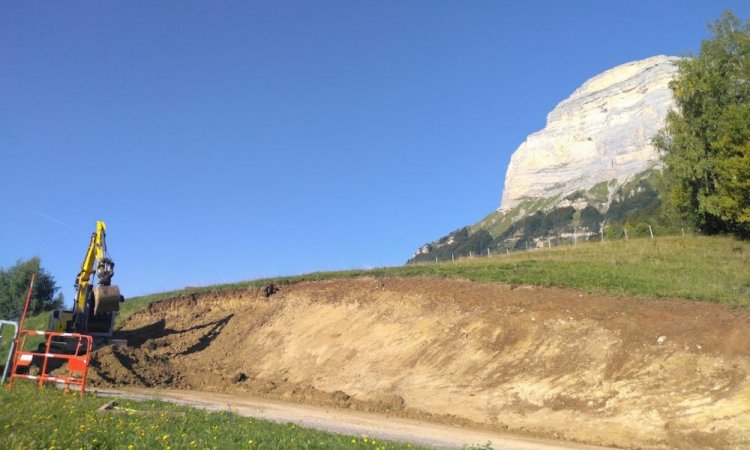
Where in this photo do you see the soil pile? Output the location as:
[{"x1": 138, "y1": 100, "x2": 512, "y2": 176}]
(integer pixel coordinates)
[{"x1": 89, "y1": 277, "x2": 750, "y2": 449}]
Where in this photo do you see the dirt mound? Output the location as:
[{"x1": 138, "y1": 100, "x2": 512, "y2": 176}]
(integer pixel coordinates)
[{"x1": 90, "y1": 277, "x2": 750, "y2": 449}]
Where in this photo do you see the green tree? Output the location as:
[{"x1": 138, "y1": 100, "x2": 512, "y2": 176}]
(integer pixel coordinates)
[
  {"x1": 0, "y1": 257, "x2": 63, "y2": 320},
  {"x1": 603, "y1": 222, "x2": 625, "y2": 240},
  {"x1": 579, "y1": 206, "x2": 604, "y2": 232},
  {"x1": 655, "y1": 11, "x2": 750, "y2": 236}
]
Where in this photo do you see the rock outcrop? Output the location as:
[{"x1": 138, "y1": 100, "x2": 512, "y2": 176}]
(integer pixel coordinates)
[
  {"x1": 500, "y1": 55, "x2": 678, "y2": 211},
  {"x1": 409, "y1": 56, "x2": 681, "y2": 263}
]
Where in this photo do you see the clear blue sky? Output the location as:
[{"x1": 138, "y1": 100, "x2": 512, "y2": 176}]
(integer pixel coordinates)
[{"x1": 2, "y1": 1, "x2": 748, "y2": 302}]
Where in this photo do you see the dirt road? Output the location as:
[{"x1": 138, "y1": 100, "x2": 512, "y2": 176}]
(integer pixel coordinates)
[
  {"x1": 88, "y1": 277, "x2": 750, "y2": 449},
  {"x1": 91, "y1": 387, "x2": 611, "y2": 449}
]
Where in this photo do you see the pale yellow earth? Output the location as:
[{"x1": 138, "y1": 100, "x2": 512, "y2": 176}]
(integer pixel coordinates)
[{"x1": 88, "y1": 277, "x2": 750, "y2": 449}]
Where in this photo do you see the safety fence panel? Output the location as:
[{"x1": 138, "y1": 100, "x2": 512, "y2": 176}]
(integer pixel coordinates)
[{"x1": 8, "y1": 330, "x2": 93, "y2": 396}]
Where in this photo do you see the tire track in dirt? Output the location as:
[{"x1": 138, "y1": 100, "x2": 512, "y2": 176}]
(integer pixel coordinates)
[{"x1": 91, "y1": 387, "x2": 612, "y2": 449}]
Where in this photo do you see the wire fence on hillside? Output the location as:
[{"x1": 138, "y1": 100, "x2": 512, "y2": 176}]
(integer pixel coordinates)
[{"x1": 416, "y1": 224, "x2": 691, "y2": 264}]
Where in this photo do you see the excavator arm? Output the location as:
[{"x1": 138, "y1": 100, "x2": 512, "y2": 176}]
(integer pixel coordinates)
[
  {"x1": 74, "y1": 220, "x2": 114, "y2": 313},
  {"x1": 49, "y1": 220, "x2": 123, "y2": 337}
]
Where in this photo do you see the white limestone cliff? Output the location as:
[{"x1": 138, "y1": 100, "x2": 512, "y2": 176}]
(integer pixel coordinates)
[{"x1": 500, "y1": 55, "x2": 678, "y2": 211}]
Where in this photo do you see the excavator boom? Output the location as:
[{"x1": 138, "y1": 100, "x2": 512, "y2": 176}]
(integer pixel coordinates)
[{"x1": 49, "y1": 220, "x2": 124, "y2": 338}]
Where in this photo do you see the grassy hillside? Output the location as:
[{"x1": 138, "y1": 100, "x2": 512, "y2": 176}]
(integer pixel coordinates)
[
  {"x1": 412, "y1": 169, "x2": 672, "y2": 263},
  {"x1": 8, "y1": 235, "x2": 747, "y2": 333},
  {"x1": 11, "y1": 235, "x2": 743, "y2": 381},
  {"x1": 119, "y1": 235, "x2": 749, "y2": 322},
  {"x1": 3, "y1": 235, "x2": 747, "y2": 450}
]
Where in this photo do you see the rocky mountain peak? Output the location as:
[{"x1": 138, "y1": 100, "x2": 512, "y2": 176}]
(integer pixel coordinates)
[{"x1": 500, "y1": 55, "x2": 679, "y2": 211}]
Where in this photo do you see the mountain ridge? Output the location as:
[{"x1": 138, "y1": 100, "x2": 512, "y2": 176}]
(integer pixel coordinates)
[
  {"x1": 410, "y1": 56, "x2": 680, "y2": 263},
  {"x1": 501, "y1": 55, "x2": 678, "y2": 211}
]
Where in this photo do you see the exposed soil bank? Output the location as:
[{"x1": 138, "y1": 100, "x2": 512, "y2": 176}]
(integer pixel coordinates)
[{"x1": 89, "y1": 277, "x2": 750, "y2": 449}]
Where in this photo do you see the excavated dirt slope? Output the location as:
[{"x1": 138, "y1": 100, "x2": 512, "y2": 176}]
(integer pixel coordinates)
[{"x1": 89, "y1": 277, "x2": 750, "y2": 449}]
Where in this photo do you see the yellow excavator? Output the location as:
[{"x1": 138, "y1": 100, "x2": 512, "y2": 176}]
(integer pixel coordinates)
[{"x1": 48, "y1": 221, "x2": 124, "y2": 339}]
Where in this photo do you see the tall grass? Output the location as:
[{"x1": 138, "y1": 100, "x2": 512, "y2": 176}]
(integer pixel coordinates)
[{"x1": 451, "y1": 235, "x2": 750, "y2": 303}]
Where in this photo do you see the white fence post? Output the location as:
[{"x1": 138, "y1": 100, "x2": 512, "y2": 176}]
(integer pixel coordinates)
[{"x1": 1, "y1": 320, "x2": 19, "y2": 384}]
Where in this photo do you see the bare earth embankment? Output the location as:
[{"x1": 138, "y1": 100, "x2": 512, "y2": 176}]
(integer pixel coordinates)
[{"x1": 89, "y1": 277, "x2": 750, "y2": 449}]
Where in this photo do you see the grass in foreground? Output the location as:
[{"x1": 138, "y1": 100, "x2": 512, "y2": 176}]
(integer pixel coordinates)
[
  {"x1": 0, "y1": 383, "x2": 427, "y2": 450},
  {"x1": 120, "y1": 235, "x2": 749, "y2": 323}
]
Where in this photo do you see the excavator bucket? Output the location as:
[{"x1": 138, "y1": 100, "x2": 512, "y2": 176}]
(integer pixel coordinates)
[{"x1": 93, "y1": 285, "x2": 122, "y2": 315}]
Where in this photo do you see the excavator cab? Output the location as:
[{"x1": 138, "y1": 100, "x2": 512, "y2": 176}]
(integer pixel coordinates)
[{"x1": 48, "y1": 309, "x2": 74, "y2": 333}]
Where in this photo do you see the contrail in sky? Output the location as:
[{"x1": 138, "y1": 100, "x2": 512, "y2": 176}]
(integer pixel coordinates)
[{"x1": 33, "y1": 210, "x2": 84, "y2": 235}]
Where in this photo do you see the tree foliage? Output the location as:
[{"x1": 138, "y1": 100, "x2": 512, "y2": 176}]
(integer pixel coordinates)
[
  {"x1": 0, "y1": 257, "x2": 63, "y2": 320},
  {"x1": 579, "y1": 206, "x2": 604, "y2": 232},
  {"x1": 410, "y1": 227, "x2": 496, "y2": 263},
  {"x1": 655, "y1": 11, "x2": 750, "y2": 236}
]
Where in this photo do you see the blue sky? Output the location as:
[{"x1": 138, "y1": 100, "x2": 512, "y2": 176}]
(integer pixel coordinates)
[{"x1": 2, "y1": 1, "x2": 748, "y2": 302}]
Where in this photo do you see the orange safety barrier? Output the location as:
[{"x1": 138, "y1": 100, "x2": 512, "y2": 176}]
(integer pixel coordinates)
[{"x1": 8, "y1": 330, "x2": 94, "y2": 396}]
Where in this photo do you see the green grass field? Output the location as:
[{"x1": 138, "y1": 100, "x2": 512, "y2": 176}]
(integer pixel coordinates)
[
  {"x1": 122, "y1": 235, "x2": 750, "y2": 321},
  {"x1": 0, "y1": 383, "x2": 428, "y2": 450}
]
